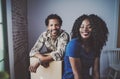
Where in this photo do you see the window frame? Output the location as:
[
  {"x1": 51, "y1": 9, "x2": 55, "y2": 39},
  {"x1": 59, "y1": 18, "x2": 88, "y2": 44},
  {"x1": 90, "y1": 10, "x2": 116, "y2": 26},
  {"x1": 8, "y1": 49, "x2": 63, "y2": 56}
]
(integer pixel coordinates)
[{"x1": 117, "y1": 2, "x2": 120, "y2": 48}]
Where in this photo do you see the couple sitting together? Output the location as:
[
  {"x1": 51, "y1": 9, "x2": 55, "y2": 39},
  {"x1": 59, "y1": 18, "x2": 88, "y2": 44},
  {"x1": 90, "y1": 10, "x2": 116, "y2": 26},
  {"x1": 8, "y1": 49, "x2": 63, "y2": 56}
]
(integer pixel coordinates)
[{"x1": 29, "y1": 14, "x2": 108, "y2": 79}]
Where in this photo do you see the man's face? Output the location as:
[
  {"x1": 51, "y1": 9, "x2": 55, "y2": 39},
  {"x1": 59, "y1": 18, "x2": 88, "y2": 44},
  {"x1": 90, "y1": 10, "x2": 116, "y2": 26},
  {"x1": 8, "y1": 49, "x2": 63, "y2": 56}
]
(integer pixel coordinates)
[{"x1": 47, "y1": 19, "x2": 61, "y2": 37}]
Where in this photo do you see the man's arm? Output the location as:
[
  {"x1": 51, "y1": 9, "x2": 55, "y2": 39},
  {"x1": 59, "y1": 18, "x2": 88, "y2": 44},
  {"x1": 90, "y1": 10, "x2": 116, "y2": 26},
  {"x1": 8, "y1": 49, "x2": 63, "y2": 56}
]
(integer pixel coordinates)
[
  {"x1": 29, "y1": 32, "x2": 53, "y2": 63},
  {"x1": 29, "y1": 33, "x2": 45, "y2": 72},
  {"x1": 34, "y1": 53, "x2": 54, "y2": 63},
  {"x1": 29, "y1": 33, "x2": 44, "y2": 57}
]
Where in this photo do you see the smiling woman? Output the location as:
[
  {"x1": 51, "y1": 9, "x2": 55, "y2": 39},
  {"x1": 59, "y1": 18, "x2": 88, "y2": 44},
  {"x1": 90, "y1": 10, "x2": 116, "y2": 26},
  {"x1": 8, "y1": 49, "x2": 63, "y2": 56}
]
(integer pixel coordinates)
[{"x1": 62, "y1": 14, "x2": 109, "y2": 79}]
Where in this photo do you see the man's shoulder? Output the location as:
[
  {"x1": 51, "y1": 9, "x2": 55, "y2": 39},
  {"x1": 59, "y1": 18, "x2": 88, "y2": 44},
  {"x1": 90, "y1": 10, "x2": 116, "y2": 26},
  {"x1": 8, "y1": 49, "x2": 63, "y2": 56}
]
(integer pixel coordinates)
[
  {"x1": 60, "y1": 30, "x2": 69, "y2": 36},
  {"x1": 40, "y1": 31, "x2": 49, "y2": 37},
  {"x1": 41, "y1": 31, "x2": 47, "y2": 35},
  {"x1": 59, "y1": 30, "x2": 69, "y2": 39}
]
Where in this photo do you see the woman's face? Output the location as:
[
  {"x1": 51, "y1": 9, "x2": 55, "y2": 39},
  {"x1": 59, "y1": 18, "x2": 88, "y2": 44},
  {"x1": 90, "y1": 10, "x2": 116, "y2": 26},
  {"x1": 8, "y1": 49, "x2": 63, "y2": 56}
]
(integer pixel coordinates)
[
  {"x1": 79, "y1": 19, "x2": 92, "y2": 40},
  {"x1": 47, "y1": 19, "x2": 61, "y2": 37}
]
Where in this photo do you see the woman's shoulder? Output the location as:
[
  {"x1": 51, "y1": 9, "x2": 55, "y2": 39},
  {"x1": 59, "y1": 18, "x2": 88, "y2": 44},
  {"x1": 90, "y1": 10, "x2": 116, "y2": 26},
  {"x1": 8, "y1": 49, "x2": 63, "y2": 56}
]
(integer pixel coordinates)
[
  {"x1": 68, "y1": 38, "x2": 81, "y2": 46},
  {"x1": 70, "y1": 38, "x2": 80, "y2": 43},
  {"x1": 65, "y1": 38, "x2": 82, "y2": 57}
]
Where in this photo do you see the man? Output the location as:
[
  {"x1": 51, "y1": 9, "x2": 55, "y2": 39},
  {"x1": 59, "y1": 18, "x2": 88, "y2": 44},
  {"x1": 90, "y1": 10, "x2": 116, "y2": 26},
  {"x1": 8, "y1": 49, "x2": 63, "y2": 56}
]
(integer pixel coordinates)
[{"x1": 29, "y1": 14, "x2": 69, "y2": 72}]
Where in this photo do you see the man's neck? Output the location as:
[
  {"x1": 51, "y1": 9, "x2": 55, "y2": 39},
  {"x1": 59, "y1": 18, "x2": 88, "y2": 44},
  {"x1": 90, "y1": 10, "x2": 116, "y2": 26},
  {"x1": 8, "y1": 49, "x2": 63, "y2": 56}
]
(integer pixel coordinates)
[{"x1": 51, "y1": 35, "x2": 58, "y2": 41}]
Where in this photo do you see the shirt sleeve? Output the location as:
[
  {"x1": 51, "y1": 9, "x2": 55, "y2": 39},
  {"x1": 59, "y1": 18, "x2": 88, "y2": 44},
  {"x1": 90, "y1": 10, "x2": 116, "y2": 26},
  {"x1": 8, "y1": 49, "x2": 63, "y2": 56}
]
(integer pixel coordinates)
[
  {"x1": 50, "y1": 32, "x2": 69, "y2": 61},
  {"x1": 65, "y1": 39, "x2": 81, "y2": 58},
  {"x1": 29, "y1": 33, "x2": 45, "y2": 57}
]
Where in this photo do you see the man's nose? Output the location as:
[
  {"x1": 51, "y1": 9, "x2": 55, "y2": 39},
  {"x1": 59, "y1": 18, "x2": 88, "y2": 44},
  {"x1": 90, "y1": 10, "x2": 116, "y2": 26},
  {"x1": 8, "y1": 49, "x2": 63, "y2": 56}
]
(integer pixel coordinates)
[{"x1": 53, "y1": 25, "x2": 57, "y2": 29}]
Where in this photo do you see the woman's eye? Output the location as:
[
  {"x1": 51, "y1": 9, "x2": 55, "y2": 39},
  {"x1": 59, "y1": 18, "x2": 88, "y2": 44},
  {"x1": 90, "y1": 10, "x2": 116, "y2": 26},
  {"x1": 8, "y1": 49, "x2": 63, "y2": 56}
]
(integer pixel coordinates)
[
  {"x1": 88, "y1": 26, "x2": 92, "y2": 29},
  {"x1": 80, "y1": 26, "x2": 84, "y2": 28}
]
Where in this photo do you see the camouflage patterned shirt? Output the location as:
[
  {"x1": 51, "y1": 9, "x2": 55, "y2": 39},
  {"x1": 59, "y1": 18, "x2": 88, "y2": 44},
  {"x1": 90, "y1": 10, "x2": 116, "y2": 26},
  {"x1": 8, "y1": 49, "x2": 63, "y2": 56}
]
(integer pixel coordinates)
[{"x1": 29, "y1": 29, "x2": 69, "y2": 61}]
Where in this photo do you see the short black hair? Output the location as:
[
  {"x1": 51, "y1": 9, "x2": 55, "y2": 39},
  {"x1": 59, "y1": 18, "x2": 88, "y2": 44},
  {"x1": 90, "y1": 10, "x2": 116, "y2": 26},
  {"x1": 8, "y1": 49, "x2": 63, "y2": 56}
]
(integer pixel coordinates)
[{"x1": 45, "y1": 14, "x2": 62, "y2": 26}]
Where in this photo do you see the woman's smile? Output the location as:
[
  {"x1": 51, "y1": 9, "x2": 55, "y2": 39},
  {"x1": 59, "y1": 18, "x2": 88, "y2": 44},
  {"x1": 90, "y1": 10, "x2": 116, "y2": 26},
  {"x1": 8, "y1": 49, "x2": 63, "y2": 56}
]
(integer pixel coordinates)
[{"x1": 79, "y1": 19, "x2": 92, "y2": 39}]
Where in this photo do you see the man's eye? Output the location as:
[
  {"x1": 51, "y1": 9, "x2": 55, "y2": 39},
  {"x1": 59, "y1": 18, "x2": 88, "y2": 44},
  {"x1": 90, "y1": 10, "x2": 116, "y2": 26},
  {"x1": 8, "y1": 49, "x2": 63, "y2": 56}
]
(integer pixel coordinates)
[
  {"x1": 55, "y1": 24, "x2": 59, "y2": 26},
  {"x1": 50, "y1": 24, "x2": 53, "y2": 26}
]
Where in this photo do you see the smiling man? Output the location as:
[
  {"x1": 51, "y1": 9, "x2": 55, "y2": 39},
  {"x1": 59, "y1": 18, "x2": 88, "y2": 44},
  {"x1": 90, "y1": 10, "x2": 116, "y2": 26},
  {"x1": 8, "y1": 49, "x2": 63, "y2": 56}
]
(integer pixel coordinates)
[{"x1": 29, "y1": 14, "x2": 69, "y2": 72}]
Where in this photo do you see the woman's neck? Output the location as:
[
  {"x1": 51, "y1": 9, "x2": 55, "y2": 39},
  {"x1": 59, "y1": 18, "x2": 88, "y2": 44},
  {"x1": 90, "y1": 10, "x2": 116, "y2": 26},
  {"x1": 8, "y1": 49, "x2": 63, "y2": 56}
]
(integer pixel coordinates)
[{"x1": 81, "y1": 39, "x2": 92, "y2": 53}]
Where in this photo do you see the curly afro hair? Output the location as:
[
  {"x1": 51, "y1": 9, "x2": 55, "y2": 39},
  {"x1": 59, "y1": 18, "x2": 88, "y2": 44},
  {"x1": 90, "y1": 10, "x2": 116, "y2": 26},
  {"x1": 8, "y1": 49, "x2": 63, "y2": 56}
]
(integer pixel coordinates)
[{"x1": 71, "y1": 14, "x2": 109, "y2": 56}]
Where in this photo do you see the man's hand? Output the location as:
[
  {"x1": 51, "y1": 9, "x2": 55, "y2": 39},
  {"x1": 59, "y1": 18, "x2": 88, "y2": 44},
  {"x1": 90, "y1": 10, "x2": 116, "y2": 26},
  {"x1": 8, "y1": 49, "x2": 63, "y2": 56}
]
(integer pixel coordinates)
[
  {"x1": 29, "y1": 62, "x2": 40, "y2": 73},
  {"x1": 41, "y1": 62, "x2": 49, "y2": 68}
]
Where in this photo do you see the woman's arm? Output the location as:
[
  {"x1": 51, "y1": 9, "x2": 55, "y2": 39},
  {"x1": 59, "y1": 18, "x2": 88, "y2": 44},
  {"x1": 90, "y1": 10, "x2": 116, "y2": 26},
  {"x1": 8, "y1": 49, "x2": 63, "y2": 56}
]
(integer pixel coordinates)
[
  {"x1": 69, "y1": 57, "x2": 82, "y2": 79},
  {"x1": 92, "y1": 57, "x2": 100, "y2": 79}
]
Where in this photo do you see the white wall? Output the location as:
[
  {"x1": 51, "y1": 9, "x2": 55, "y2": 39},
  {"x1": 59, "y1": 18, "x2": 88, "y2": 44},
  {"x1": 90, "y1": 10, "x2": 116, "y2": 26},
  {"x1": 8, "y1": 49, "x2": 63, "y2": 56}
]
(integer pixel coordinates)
[{"x1": 28, "y1": 0, "x2": 119, "y2": 78}]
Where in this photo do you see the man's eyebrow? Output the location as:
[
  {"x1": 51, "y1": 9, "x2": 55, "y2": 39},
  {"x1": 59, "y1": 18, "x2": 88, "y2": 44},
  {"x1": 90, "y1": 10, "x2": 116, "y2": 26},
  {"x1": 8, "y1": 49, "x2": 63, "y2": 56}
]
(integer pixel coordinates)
[{"x1": 87, "y1": 24, "x2": 91, "y2": 26}]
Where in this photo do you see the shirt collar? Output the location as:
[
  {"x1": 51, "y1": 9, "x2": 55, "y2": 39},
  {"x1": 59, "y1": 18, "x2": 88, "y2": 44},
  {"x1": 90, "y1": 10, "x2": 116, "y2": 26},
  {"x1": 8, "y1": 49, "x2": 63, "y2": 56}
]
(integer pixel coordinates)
[{"x1": 46, "y1": 29, "x2": 63, "y2": 38}]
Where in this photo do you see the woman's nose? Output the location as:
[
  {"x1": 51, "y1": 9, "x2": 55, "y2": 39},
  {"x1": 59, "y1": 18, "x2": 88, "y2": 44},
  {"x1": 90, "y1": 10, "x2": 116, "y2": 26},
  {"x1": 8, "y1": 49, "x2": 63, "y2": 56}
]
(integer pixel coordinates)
[{"x1": 83, "y1": 27, "x2": 88, "y2": 31}]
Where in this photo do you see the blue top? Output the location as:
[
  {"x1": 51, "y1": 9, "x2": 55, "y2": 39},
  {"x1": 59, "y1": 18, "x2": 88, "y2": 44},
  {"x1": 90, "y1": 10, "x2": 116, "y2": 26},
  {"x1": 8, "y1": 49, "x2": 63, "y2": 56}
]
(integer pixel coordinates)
[{"x1": 62, "y1": 38, "x2": 96, "y2": 79}]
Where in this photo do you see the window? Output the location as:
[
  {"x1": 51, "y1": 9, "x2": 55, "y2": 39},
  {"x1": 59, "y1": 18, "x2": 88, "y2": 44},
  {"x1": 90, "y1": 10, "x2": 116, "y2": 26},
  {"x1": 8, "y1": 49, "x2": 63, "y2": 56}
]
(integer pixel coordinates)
[
  {"x1": 0, "y1": 0, "x2": 9, "y2": 73},
  {"x1": 117, "y1": 3, "x2": 120, "y2": 48},
  {"x1": 0, "y1": 0, "x2": 5, "y2": 71}
]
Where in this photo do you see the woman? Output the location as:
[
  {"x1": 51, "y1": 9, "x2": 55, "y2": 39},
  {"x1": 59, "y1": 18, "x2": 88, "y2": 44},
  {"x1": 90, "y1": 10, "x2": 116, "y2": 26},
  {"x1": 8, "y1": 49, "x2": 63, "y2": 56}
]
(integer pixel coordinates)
[{"x1": 62, "y1": 14, "x2": 109, "y2": 79}]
